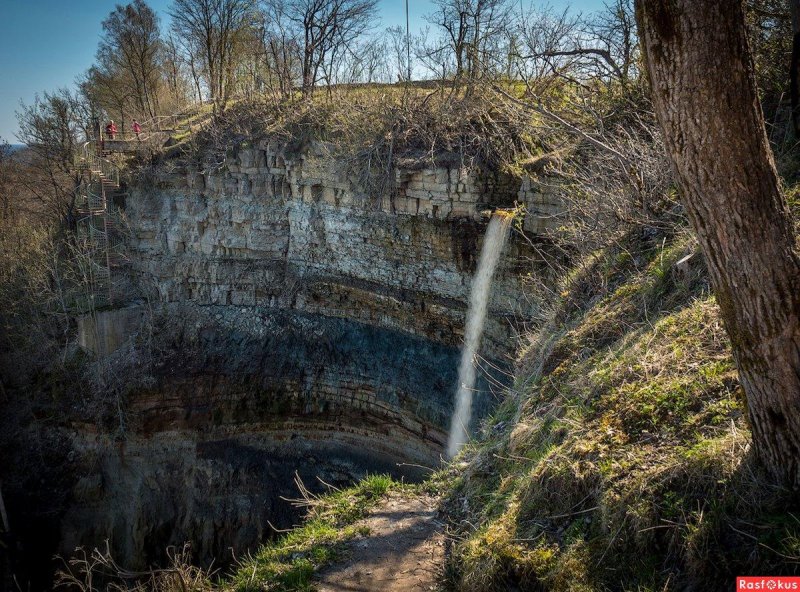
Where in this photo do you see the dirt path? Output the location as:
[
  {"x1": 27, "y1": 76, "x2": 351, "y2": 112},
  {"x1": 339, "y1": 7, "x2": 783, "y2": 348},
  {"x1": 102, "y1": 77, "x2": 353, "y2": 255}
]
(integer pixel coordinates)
[{"x1": 315, "y1": 493, "x2": 445, "y2": 592}]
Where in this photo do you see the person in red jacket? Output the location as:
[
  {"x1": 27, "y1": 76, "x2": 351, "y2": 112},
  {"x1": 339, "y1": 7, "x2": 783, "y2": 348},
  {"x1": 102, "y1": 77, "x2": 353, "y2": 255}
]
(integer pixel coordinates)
[
  {"x1": 132, "y1": 119, "x2": 142, "y2": 140},
  {"x1": 105, "y1": 120, "x2": 117, "y2": 140}
]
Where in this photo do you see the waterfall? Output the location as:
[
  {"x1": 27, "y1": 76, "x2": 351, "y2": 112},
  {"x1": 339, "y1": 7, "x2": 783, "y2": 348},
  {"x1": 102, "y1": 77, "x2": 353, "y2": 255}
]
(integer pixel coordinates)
[{"x1": 447, "y1": 213, "x2": 513, "y2": 458}]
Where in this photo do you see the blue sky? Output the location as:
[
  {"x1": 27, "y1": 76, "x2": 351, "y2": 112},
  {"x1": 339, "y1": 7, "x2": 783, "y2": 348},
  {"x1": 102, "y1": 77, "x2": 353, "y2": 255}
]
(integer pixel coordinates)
[{"x1": 0, "y1": 0, "x2": 604, "y2": 142}]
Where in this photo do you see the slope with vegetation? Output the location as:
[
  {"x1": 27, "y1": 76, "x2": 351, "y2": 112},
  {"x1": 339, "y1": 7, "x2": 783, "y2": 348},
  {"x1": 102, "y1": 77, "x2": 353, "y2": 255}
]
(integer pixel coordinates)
[
  {"x1": 194, "y1": 149, "x2": 800, "y2": 592},
  {"x1": 441, "y1": 230, "x2": 799, "y2": 590},
  {"x1": 3, "y1": 0, "x2": 800, "y2": 590}
]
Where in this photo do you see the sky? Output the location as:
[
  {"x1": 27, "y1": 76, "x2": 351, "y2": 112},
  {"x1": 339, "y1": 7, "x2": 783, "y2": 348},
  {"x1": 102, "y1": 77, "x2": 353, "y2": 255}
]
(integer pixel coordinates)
[{"x1": 0, "y1": 0, "x2": 604, "y2": 143}]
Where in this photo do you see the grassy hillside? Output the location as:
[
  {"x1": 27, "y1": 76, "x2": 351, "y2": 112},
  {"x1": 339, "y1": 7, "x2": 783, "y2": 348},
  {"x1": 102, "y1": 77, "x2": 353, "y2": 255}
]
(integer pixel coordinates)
[
  {"x1": 228, "y1": 475, "x2": 397, "y2": 592},
  {"x1": 438, "y1": 225, "x2": 800, "y2": 591}
]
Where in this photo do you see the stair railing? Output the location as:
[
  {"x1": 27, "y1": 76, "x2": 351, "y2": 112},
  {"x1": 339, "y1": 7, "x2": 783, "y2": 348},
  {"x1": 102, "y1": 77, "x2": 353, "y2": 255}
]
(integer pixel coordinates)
[{"x1": 74, "y1": 141, "x2": 124, "y2": 308}]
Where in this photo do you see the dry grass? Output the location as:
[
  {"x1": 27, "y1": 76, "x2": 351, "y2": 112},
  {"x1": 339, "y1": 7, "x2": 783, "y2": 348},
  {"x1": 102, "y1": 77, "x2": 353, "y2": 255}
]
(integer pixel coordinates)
[{"x1": 168, "y1": 83, "x2": 565, "y2": 202}]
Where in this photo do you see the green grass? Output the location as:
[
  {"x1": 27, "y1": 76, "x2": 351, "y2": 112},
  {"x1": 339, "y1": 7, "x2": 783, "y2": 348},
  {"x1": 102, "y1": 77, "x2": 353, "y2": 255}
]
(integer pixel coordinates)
[
  {"x1": 228, "y1": 474, "x2": 397, "y2": 592},
  {"x1": 439, "y1": 229, "x2": 800, "y2": 592}
]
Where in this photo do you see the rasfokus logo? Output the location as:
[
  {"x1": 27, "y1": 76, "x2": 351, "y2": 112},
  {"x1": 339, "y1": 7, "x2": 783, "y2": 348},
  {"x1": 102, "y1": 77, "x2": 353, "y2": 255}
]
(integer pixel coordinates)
[{"x1": 737, "y1": 577, "x2": 800, "y2": 590}]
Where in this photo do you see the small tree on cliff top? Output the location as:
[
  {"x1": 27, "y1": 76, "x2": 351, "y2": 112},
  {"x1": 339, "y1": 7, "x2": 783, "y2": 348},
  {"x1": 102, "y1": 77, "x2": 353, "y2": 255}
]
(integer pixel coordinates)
[
  {"x1": 273, "y1": 0, "x2": 379, "y2": 96},
  {"x1": 97, "y1": 0, "x2": 163, "y2": 120}
]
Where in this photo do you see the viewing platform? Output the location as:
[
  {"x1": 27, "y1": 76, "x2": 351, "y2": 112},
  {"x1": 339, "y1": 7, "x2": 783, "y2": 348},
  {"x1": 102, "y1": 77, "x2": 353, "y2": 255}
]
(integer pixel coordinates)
[{"x1": 100, "y1": 131, "x2": 172, "y2": 154}]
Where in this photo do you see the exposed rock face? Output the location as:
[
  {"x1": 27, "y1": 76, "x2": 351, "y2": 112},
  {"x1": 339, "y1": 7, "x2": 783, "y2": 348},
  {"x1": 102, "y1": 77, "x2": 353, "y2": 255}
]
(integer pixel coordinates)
[
  {"x1": 128, "y1": 143, "x2": 540, "y2": 355},
  {"x1": 63, "y1": 304, "x2": 477, "y2": 569},
  {"x1": 56, "y1": 141, "x2": 551, "y2": 571}
]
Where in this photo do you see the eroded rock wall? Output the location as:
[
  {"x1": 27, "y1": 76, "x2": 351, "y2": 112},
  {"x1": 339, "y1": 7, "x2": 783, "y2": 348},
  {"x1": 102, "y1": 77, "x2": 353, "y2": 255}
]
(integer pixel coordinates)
[
  {"x1": 55, "y1": 140, "x2": 551, "y2": 572},
  {"x1": 63, "y1": 302, "x2": 488, "y2": 568},
  {"x1": 128, "y1": 143, "x2": 540, "y2": 354}
]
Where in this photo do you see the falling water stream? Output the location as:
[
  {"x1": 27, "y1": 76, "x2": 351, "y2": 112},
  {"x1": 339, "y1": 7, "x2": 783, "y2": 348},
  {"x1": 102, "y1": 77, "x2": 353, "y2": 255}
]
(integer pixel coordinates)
[{"x1": 447, "y1": 213, "x2": 513, "y2": 458}]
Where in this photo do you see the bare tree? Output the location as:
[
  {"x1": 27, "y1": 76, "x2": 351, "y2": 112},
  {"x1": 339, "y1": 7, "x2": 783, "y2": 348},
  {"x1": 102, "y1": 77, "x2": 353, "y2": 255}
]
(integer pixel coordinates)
[
  {"x1": 337, "y1": 35, "x2": 389, "y2": 84},
  {"x1": 583, "y1": 0, "x2": 638, "y2": 86},
  {"x1": 429, "y1": 0, "x2": 469, "y2": 79},
  {"x1": 81, "y1": 65, "x2": 134, "y2": 134},
  {"x1": 386, "y1": 26, "x2": 412, "y2": 82},
  {"x1": 97, "y1": 0, "x2": 163, "y2": 119},
  {"x1": 171, "y1": 31, "x2": 206, "y2": 103},
  {"x1": 414, "y1": 25, "x2": 457, "y2": 81},
  {"x1": 16, "y1": 90, "x2": 89, "y2": 226},
  {"x1": 510, "y1": 0, "x2": 637, "y2": 94},
  {"x1": 169, "y1": 0, "x2": 258, "y2": 108},
  {"x1": 272, "y1": 0, "x2": 379, "y2": 95},
  {"x1": 259, "y1": 0, "x2": 303, "y2": 98},
  {"x1": 513, "y1": 5, "x2": 581, "y2": 92},
  {"x1": 426, "y1": 0, "x2": 512, "y2": 84},
  {"x1": 162, "y1": 32, "x2": 194, "y2": 110},
  {"x1": 636, "y1": 0, "x2": 800, "y2": 487}
]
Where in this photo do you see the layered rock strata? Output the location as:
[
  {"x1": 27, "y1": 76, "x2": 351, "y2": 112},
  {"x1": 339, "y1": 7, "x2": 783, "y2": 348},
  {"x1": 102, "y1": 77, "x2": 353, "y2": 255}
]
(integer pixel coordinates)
[{"x1": 57, "y1": 140, "x2": 554, "y2": 570}]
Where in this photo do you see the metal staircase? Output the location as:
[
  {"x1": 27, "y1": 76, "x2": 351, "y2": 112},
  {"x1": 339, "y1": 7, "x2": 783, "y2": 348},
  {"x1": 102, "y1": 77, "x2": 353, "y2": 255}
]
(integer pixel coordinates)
[
  {"x1": 73, "y1": 105, "x2": 209, "y2": 307},
  {"x1": 75, "y1": 142, "x2": 126, "y2": 309}
]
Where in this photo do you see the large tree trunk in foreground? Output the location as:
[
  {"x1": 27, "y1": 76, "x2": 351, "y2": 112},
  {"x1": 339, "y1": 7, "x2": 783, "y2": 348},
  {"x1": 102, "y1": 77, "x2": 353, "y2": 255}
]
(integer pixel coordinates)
[{"x1": 636, "y1": 0, "x2": 800, "y2": 487}]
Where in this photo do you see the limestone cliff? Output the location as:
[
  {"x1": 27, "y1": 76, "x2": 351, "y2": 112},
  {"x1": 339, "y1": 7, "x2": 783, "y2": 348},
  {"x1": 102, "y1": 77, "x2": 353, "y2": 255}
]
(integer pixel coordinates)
[{"x1": 58, "y1": 139, "x2": 555, "y2": 570}]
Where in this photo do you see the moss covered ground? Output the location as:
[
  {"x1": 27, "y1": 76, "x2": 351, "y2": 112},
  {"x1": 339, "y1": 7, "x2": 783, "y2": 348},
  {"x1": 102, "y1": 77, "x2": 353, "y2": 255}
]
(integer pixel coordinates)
[{"x1": 437, "y1": 226, "x2": 800, "y2": 591}]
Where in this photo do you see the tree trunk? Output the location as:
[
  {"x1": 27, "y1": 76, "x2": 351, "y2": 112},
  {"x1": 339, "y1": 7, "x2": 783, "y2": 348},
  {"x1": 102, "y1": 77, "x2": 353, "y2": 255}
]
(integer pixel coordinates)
[
  {"x1": 302, "y1": 23, "x2": 314, "y2": 97},
  {"x1": 636, "y1": 0, "x2": 800, "y2": 487}
]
